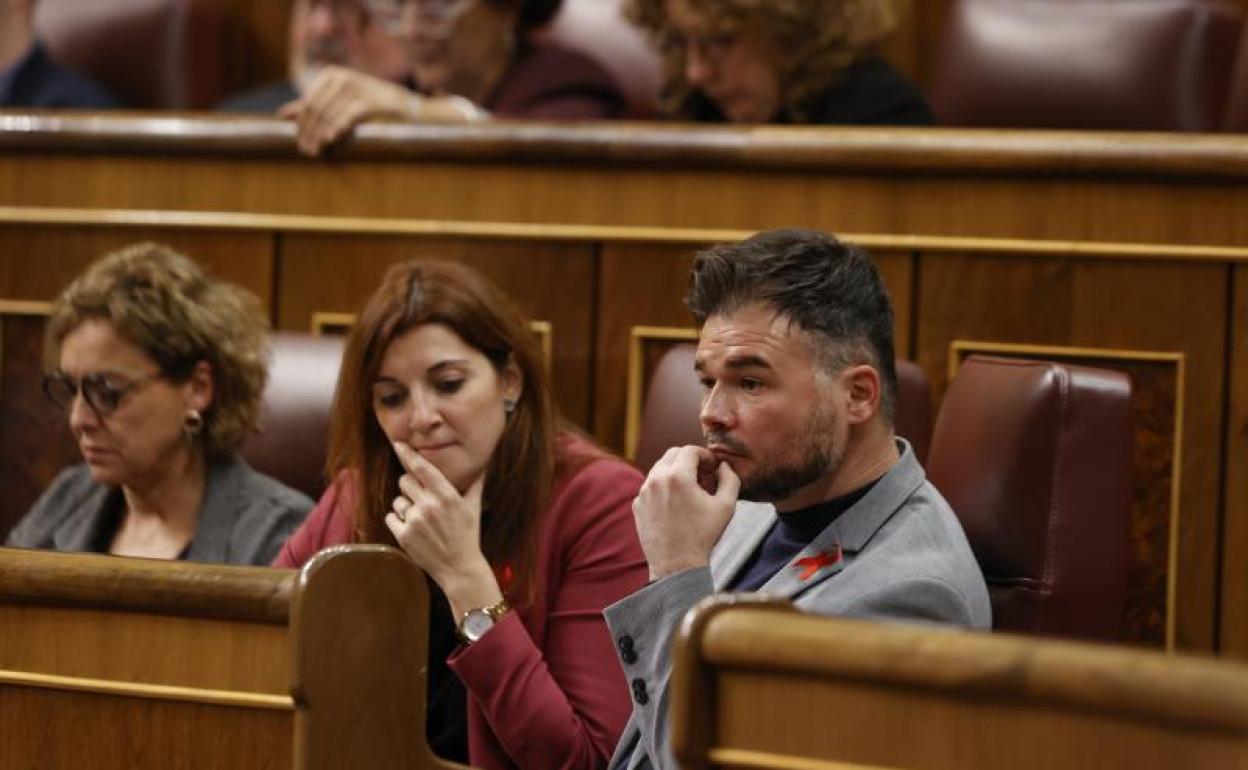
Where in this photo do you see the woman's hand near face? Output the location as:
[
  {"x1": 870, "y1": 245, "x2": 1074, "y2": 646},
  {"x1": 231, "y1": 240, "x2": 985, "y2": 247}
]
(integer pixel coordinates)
[
  {"x1": 384, "y1": 441, "x2": 503, "y2": 619},
  {"x1": 279, "y1": 66, "x2": 417, "y2": 156}
]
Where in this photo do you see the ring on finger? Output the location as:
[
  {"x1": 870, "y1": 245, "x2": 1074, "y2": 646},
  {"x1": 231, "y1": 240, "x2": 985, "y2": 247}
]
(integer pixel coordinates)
[{"x1": 393, "y1": 496, "x2": 411, "y2": 523}]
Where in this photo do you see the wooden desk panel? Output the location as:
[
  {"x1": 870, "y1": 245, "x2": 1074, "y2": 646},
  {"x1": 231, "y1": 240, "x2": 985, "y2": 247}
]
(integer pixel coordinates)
[
  {"x1": 0, "y1": 545, "x2": 451, "y2": 770},
  {"x1": 918, "y1": 254, "x2": 1226, "y2": 651},
  {"x1": 276, "y1": 233, "x2": 597, "y2": 428},
  {"x1": 0, "y1": 225, "x2": 274, "y2": 309},
  {"x1": 3, "y1": 688, "x2": 293, "y2": 770},
  {"x1": 671, "y1": 599, "x2": 1248, "y2": 770},
  {"x1": 5, "y1": 117, "x2": 1248, "y2": 248},
  {"x1": 9, "y1": 152, "x2": 1248, "y2": 249}
]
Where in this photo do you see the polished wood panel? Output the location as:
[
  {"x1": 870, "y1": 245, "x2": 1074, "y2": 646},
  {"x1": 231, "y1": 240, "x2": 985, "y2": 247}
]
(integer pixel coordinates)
[
  {"x1": 0, "y1": 309, "x2": 73, "y2": 539},
  {"x1": 277, "y1": 233, "x2": 596, "y2": 427},
  {"x1": 0, "y1": 545, "x2": 452, "y2": 770},
  {"x1": 1, "y1": 604, "x2": 290, "y2": 692},
  {"x1": 670, "y1": 598, "x2": 1248, "y2": 770},
  {"x1": 1224, "y1": 265, "x2": 1248, "y2": 658},
  {"x1": 594, "y1": 243, "x2": 698, "y2": 449},
  {"x1": 0, "y1": 225, "x2": 274, "y2": 309},
  {"x1": 918, "y1": 255, "x2": 1227, "y2": 652},
  {"x1": 5, "y1": 118, "x2": 1248, "y2": 251},
  {"x1": 290, "y1": 543, "x2": 443, "y2": 769},
  {"x1": 2, "y1": 688, "x2": 293, "y2": 770}
]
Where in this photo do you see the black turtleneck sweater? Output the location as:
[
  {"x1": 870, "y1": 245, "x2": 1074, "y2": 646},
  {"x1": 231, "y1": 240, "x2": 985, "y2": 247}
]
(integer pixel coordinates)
[{"x1": 727, "y1": 479, "x2": 879, "y2": 592}]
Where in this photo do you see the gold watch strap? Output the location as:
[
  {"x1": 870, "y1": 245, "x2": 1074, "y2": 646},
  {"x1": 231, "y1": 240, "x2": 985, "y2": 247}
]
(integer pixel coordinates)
[{"x1": 482, "y1": 598, "x2": 510, "y2": 620}]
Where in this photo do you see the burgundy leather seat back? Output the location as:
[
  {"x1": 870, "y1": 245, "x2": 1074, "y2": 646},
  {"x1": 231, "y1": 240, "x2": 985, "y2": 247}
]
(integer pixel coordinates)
[
  {"x1": 633, "y1": 344, "x2": 701, "y2": 473},
  {"x1": 927, "y1": 355, "x2": 1132, "y2": 642},
  {"x1": 931, "y1": 0, "x2": 1243, "y2": 131},
  {"x1": 239, "y1": 333, "x2": 344, "y2": 502},
  {"x1": 35, "y1": 0, "x2": 225, "y2": 109},
  {"x1": 893, "y1": 359, "x2": 932, "y2": 467},
  {"x1": 633, "y1": 343, "x2": 932, "y2": 472}
]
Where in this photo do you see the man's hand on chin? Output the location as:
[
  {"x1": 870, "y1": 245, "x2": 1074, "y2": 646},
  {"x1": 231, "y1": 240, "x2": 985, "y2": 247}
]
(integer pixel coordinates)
[{"x1": 632, "y1": 445, "x2": 741, "y2": 581}]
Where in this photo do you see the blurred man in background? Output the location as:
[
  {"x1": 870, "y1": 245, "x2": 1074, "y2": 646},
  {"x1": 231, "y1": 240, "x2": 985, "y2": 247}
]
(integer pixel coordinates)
[{"x1": 219, "y1": 0, "x2": 409, "y2": 113}]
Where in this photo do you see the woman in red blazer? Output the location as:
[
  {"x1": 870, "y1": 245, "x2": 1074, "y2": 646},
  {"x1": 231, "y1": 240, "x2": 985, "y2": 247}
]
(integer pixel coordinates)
[{"x1": 275, "y1": 260, "x2": 646, "y2": 769}]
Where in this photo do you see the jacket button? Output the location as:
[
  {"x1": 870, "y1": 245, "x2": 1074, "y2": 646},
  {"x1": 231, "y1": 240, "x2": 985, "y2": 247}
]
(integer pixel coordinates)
[
  {"x1": 631, "y1": 677, "x2": 649, "y2": 705},
  {"x1": 618, "y1": 635, "x2": 638, "y2": 664}
]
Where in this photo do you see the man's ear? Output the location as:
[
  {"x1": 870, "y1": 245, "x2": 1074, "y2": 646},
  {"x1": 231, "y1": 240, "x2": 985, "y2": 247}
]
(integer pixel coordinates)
[
  {"x1": 841, "y1": 364, "x2": 881, "y2": 426},
  {"x1": 183, "y1": 360, "x2": 214, "y2": 413}
]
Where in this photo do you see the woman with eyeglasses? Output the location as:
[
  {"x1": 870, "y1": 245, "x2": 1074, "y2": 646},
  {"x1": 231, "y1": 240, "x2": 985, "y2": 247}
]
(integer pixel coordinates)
[
  {"x1": 273, "y1": 259, "x2": 646, "y2": 768},
  {"x1": 626, "y1": 0, "x2": 932, "y2": 125},
  {"x1": 281, "y1": 0, "x2": 630, "y2": 156},
  {"x1": 5, "y1": 243, "x2": 312, "y2": 564}
]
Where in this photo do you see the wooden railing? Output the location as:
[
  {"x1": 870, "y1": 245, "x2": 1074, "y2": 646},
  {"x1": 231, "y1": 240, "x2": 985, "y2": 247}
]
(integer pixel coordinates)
[
  {"x1": 670, "y1": 597, "x2": 1248, "y2": 770},
  {"x1": 0, "y1": 544, "x2": 460, "y2": 770}
]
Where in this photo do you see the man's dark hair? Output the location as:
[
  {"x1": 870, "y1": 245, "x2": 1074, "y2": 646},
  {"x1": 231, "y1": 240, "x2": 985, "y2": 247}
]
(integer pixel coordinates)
[{"x1": 685, "y1": 228, "x2": 898, "y2": 423}]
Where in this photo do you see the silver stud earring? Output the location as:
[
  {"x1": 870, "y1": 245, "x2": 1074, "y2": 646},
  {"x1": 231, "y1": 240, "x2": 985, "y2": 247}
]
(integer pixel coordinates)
[
  {"x1": 503, "y1": 399, "x2": 516, "y2": 415},
  {"x1": 183, "y1": 409, "x2": 204, "y2": 439}
]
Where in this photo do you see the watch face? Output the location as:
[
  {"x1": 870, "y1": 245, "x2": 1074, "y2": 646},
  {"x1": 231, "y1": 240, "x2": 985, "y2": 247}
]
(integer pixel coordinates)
[{"x1": 461, "y1": 609, "x2": 494, "y2": 642}]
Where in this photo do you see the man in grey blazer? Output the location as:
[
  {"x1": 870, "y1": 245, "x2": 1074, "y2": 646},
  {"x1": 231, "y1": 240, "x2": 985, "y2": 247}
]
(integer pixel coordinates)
[{"x1": 605, "y1": 229, "x2": 990, "y2": 770}]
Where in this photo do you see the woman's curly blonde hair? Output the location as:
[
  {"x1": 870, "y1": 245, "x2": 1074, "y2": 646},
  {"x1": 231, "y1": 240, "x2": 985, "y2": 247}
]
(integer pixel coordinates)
[
  {"x1": 627, "y1": 0, "x2": 897, "y2": 121},
  {"x1": 45, "y1": 242, "x2": 269, "y2": 457}
]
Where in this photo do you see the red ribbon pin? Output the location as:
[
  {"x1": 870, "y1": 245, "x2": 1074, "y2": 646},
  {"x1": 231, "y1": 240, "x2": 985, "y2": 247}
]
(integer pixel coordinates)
[{"x1": 793, "y1": 545, "x2": 842, "y2": 581}]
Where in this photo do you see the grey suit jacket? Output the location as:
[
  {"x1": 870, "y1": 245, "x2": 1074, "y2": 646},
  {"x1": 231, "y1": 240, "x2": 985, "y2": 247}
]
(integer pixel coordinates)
[
  {"x1": 5, "y1": 454, "x2": 312, "y2": 566},
  {"x1": 604, "y1": 439, "x2": 990, "y2": 770}
]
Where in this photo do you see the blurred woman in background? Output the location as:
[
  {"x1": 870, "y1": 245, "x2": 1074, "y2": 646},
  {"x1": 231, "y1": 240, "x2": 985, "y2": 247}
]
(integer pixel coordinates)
[{"x1": 626, "y1": 0, "x2": 932, "y2": 124}]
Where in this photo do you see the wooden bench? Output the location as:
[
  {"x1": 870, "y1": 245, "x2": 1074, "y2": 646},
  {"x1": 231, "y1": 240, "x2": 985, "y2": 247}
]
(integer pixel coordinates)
[
  {"x1": 670, "y1": 596, "x2": 1248, "y2": 770},
  {"x1": 0, "y1": 544, "x2": 462, "y2": 770}
]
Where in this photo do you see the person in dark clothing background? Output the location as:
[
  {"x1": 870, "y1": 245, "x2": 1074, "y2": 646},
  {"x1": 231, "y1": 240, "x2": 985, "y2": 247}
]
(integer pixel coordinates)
[
  {"x1": 624, "y1": 0, "x2": 932, "y2": 125},
  {"x1": 0, "y1": 0, "x2": 118, "y2": 108}
]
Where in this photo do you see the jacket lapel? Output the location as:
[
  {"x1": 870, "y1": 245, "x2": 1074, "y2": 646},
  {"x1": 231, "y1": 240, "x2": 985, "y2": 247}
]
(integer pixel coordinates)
[
  {"x1": 184, "y1": 456, "x2": 239, "y2": 563},
  {"x1": 757, "y1": 439, "x2": 925, "y2": 600},
  {"x1": 51, "y1": 484, "x2": 117, "y2": 552},
  {"x1": 710, "y1": 500, "x2": 776, "y2": 590}
]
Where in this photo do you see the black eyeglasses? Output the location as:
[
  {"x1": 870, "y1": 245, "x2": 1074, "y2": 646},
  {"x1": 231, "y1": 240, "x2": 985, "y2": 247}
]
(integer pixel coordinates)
[{"x1": 42, "y1": 371, "x2": 163, "y2": 417}]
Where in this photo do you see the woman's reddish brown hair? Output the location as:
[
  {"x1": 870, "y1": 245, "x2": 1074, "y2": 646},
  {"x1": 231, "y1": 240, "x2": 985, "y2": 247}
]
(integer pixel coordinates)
[{"x1": 327, "y1": 260, "x2": 556, "y2": 601}]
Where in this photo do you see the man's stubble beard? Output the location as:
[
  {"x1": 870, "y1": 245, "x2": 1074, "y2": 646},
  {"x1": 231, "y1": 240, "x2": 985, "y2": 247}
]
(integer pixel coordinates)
[{"x1": 721, "y1": 403, "x2": 845, "y2": 504}]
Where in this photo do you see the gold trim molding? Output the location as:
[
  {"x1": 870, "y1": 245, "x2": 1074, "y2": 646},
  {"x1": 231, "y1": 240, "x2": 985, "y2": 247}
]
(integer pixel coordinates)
[
  {"x1": 0, "y1": 669, "x2": 293, "y2": 710},
  {"x1": 707, "y1": 748, "x2": 903, "y2": 770},
  {"x1": 0, "y1": 300, "x2": 53, "y2": 316},
  {"x1": 313, "y1": 313, "x2": 553, "y2": 364},
  {"x1": 3, "y1": 206, "x2": 1248, "y2": 263}
]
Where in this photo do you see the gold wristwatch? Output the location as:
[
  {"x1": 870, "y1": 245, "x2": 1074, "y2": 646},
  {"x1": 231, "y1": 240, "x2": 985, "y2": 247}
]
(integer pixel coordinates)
[{"x1": 456, "y1": 599, "x2": 511, "y2": 645}]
